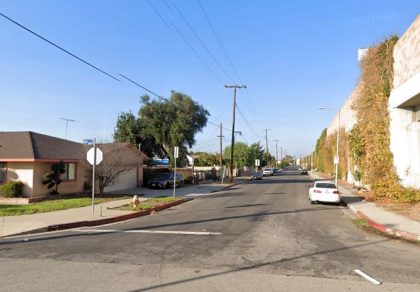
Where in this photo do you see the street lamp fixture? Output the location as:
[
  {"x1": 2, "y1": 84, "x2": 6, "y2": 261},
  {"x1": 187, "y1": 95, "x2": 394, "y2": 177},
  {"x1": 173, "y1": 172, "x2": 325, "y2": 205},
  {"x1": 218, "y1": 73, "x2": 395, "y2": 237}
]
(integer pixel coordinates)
[{"x1": 318, "y1": 107, "x2": 341, "y2": 186}]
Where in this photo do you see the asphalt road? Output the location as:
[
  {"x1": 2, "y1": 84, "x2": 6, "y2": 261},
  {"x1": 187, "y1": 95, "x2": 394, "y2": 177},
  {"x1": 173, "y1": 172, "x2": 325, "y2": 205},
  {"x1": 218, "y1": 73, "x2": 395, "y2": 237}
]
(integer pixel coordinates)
[{"x1": 1, "y1": 175, "x2": 420, "y2": 291}]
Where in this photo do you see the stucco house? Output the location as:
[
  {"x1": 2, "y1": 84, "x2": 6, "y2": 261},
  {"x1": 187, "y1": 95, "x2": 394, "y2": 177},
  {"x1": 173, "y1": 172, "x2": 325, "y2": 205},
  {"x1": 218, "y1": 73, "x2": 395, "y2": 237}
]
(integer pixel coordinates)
[{"x1": 0, "y1": 131, "x2": 147, "y2": 197}]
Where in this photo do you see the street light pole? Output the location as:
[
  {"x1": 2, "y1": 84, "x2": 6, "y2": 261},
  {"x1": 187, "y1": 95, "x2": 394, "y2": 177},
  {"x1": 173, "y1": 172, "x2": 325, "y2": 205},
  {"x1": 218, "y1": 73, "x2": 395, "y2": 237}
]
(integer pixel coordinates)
[
  {"x1": 334, "y1": 109, "x2": 341, "y2": 186},
  {"x1": 319, "y1": 107, "x2": 341, "y2": 186}
]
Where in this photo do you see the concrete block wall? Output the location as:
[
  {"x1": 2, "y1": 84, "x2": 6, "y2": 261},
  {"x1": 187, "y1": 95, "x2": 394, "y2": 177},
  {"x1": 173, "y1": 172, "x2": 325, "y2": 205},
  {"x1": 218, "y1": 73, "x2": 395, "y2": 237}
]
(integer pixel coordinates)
[{"x1": 393, "y1": 15, "x2": 420, "y2": 89}]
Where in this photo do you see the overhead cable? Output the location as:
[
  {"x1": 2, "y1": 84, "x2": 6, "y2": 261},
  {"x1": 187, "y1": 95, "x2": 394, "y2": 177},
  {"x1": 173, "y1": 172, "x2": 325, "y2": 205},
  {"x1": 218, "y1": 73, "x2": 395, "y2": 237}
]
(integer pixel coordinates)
[{"x1": 0, "y1": 11, "x2": 119, "y2": 81}]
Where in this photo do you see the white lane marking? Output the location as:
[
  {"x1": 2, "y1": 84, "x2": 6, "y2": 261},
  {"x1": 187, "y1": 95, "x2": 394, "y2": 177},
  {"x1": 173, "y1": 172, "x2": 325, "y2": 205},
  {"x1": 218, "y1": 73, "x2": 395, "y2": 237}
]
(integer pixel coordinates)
[
  {"x1": 354, "y1": 269, "x2": 382, "y2": 285},
  {"x1": 73, "y1": 228, "x2": 222, "y2": 236}
]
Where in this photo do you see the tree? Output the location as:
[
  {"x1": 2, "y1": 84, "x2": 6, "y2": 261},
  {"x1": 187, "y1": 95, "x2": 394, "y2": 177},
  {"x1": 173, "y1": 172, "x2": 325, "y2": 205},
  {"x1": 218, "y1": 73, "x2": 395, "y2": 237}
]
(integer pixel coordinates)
[
  {"x1": 42, "y1": 161, "x2": 65, "y2": 194},
  {"x1": 140, "y1": 92, "x2": 209, "y2": 165},
  {"x1": 192, "y1": 152, "x2": 219, "y2": 166},
  {"x1": 224, "y1": 142, "x2": 251, "y2": 169},
  {"x1": 85, "y1": 143, "x2": 142, "y2": 195},
  {"x1": 113, "y1": 111, "x2": 163, "y2": 159},
  {"x1": 113, "y1": 91, "x2": 209, "y2": 165},
  {"x1": 113, "y1": 111, "x2": 139, "y2": 145},
  {"x1": 248, "y1": 142, "x2": 265, "y2": 167}
]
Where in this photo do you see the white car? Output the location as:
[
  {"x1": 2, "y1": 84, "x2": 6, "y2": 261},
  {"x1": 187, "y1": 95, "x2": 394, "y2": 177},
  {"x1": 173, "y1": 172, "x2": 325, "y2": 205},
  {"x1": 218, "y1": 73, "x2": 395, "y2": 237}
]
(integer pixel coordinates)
[
  {"x1": 262, "y1": 168, "x2": 273, "y2": 176},
  {"x1": 309, "y1": 181, "x2": 340, "y2": 204}
]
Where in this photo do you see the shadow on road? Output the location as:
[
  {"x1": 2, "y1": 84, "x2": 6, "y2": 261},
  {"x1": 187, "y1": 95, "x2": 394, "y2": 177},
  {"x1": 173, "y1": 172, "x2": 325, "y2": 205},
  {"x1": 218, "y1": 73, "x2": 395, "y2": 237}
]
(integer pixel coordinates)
[
  {"x1": 225, "y1": 204, "x2": 268, "y2": 209},
  {"x1": 340, "y1": 195, "x2": 364, "y2": 204},
  {"x1": 0, "y1": 206, "x2": 338, "y2": 246},
  {"x1": 129, "y1": 238, "x2": 390, "y2": 291}
]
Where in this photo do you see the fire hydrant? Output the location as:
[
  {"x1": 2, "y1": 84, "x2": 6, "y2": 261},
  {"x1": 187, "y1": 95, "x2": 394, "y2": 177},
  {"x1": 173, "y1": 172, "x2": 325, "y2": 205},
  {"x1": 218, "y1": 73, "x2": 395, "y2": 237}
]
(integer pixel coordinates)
[{"x1": 132, "y1": 195, "x2": 140, "y2": 209}]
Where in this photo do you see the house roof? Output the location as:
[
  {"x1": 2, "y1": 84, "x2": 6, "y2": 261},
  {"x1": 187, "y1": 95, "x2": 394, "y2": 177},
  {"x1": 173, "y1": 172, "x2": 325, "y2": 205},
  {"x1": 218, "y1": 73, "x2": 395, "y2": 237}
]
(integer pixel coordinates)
[
  {"x1": 0, "y1": 131, "x2": 149, "y2": 162},
  {"x1": 83, "y1": 142, "x2": 149, "y2": 161},
  {"x1": 0, "y1": 131, "x2": 84, "y2": 161}
]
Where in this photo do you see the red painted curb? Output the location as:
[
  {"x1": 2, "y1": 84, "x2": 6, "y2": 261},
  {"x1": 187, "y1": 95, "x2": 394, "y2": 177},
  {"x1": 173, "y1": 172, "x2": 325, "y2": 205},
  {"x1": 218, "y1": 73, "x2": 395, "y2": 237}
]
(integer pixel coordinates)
[
  {"x1": 47, "y1": 198, "x2": 193, "y2": 232},
  {"x1": 355, "y1": 210, "x2": 420, "y2": 243}
]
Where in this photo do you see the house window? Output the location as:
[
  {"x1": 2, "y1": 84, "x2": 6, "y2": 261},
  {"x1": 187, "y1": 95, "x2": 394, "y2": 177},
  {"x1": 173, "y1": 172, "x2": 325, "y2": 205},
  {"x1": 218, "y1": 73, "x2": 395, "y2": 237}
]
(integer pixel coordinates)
[
  {"x1": 0, "y1": 162, "x2": 6, "y2": 183},
  {"x1": 61, "y1": 162, "x2": 76, "y2": 181}
]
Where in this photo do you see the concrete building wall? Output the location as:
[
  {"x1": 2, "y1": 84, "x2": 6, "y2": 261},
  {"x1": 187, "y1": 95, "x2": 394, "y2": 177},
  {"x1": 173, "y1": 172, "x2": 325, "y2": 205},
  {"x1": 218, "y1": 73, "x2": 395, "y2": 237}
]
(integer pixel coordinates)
[
  {"x1": 326, "y1": 85, "x2": 360, "y2": 136},
  {"x1": 393, "y1": 15, "x2": 420, "y2": 89},
  {"x1": 6, "y1": 162, "x2": 34, "y2": 197},
  {"x1": 389, "y1": 15, "x2": 420, "y2": 188}
]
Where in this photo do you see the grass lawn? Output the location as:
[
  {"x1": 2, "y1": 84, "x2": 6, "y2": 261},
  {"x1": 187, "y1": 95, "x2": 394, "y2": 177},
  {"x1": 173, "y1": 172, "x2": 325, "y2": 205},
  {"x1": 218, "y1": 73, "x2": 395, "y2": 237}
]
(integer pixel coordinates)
[
  {"x1": 0, "y1": 197, "x2": 130, "y2": 216},
  {"x1": 115, "y1": 196, "x2": 182, "y2": 211}
]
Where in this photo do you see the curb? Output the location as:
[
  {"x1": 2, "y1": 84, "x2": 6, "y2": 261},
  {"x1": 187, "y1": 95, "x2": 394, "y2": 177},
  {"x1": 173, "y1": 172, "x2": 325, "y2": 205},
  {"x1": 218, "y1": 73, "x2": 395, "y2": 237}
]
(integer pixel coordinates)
[
  {"x1": 353, "y1": 209, "x2": 420, "y2": 243},
  {"x1": 340, "y1": 198, "x2": 420, "y2": 243},
  {"x1": 47, "y1": 198, "x2": 193, "y2": 232},
  {"x1": 5, "y1": 198, "x2": 193, "y2": 238},
  {"x1": 311, "y1": 170, "x2": 420, "y2": 244}
]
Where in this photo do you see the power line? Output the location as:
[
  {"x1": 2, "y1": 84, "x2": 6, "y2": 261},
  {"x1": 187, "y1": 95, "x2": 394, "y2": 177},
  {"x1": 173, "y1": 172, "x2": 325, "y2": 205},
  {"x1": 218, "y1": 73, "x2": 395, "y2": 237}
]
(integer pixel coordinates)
[
  {"x1": 198, "y1": 0, "x2": 243, "y2": 85},
  {"x1": 146, "y1": 0, "x2": 171, "y2": 29},
  {"x1": 208, "y1": 120, "x2": 231, "y2": 132},
  {"x1": 0, "y1": 11, "x2": 119, "y2": 82},
  {"x1": 147, "y1": 1, "x2": 224, "y2": 85},
  {"x1": 236, "y1": 103, "x2": 263, "y2": 141},
  {"x1": 171, "y1": 2, "x2": 235, "y2": 83},
  {"x1": 119, "y1": 74, "x2": 164, "y2": 99},
  {"x1": 198, "y1": 1, "x2": 265, "y2": 130},
  {"x1": 210, "y1": 105, "x2": 232, "y2": 124}
]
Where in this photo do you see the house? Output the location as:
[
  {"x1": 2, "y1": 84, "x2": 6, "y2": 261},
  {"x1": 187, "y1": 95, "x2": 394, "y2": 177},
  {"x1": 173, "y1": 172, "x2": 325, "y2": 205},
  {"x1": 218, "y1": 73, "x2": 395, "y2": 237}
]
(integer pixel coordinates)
[{"x1": 0, "y1": 131, "x2": 148, "y2": 197}]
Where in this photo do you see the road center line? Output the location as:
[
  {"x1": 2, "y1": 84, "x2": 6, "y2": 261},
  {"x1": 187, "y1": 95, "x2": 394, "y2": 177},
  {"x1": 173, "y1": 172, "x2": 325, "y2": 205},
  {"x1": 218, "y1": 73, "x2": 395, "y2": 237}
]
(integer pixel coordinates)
[
  {"x1": 354, "y1": 269, "x2": 382, "y2": 285},
  {"x1": 73, "y1": 228, "x2": 222, "y2": 236}
]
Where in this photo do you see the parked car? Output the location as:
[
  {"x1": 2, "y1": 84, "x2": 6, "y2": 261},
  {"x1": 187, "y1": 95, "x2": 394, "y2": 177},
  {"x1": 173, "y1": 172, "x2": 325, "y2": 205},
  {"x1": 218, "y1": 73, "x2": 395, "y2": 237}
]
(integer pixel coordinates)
[
  {"x1": 308, "y1": 181, "x2": 340, "y2": 204},
  {"x1": 282, "y1": 166, "x2": 307, "y2": 175},
  {"x1": 251, "y1": 171, "x2": 263, "y2": 180},
  {"x1": 262, "y1": 168, "x2": 274, "y2": 176},
  {"x1": 273, "y1": 168, "x2": 280, "y2": 175},
  {"x1": 148, "y1": 173, "x2": 184, "y2": 189},
  {"x1": 300, "y1": 168, "x2": 308, "y2": 175}
]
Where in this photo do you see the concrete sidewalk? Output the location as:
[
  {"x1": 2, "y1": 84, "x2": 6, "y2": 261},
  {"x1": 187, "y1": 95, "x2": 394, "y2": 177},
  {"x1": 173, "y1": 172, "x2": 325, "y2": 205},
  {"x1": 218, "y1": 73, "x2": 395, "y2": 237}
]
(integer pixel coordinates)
[
  {"x1": 0, "y1": 181, "x2": 236, "y2": 238},
  {"x1": 311, "y1": 172, "x2": 420, "y2": 242}
]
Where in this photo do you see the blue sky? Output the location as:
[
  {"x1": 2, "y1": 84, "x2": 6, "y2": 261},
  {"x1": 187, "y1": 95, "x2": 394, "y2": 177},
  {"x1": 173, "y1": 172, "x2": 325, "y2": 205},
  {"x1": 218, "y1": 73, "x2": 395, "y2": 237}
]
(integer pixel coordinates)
[{"x1": 0, "y1": 1, "x2": 419, "y2": 157}]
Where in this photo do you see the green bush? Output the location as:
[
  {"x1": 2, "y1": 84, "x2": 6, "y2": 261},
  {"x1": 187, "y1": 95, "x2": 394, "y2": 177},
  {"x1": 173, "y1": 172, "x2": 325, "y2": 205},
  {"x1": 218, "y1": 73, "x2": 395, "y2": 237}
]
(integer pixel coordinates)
[{"x1": 0, "y1": 180, "x2": 25, "y2": 198}]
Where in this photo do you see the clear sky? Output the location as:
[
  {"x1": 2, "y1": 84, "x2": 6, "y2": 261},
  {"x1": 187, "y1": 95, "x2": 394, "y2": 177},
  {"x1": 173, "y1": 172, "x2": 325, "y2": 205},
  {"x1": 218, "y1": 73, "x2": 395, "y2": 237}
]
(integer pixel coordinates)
[{"x1": 1, "y1": 1, "x2": 419, "y2": 157}]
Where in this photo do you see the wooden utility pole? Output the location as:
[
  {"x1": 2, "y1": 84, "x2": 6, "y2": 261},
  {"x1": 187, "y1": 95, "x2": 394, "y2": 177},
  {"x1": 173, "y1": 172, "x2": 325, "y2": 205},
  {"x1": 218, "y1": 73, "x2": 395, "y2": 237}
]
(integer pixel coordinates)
[
  {"x1": 264, "y1": 129, "x2": 270, "y2": 166},
  {"x1": 274, "y1": 139, "x2": 280, "y2": 166},
  {"x1": 225, "y1": 85, "x2": 246, "y2": 182}
]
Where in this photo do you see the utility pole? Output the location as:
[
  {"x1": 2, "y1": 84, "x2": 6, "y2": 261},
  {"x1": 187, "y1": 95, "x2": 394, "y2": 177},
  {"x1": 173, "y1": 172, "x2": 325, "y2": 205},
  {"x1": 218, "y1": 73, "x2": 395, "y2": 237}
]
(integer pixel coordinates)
[
  {"x1": 59, "y1": 117, "x2": 76, "y2": 140},
  {"x1": 264, "y1": 129, "x2": 270, "y2": 167},
  {"x1": 217, "y1": 123, "x2": 224, "y2": 170},
  {"x1": 274, "y1": 139, "x2": 280, "y2": 166},
  {"x1": 225, "y1": 85, "x2": 246, "y2": 182}
]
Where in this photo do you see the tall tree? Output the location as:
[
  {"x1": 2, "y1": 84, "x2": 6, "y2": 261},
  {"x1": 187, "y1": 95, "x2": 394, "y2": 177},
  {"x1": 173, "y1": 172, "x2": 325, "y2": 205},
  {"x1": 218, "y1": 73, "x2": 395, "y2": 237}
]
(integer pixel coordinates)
[
  {"x1": 248, "y1": 142, "x2": 265, "y2": 166},
  {"x1": 139, "y1": 92, "x2": 209, "y2": 164},
  {"x1": 224, "y1": 142, "x2": 251, "y2": 169},
  {"x1": 113, "y1": 112, "x2": 139, "y2": 145}
]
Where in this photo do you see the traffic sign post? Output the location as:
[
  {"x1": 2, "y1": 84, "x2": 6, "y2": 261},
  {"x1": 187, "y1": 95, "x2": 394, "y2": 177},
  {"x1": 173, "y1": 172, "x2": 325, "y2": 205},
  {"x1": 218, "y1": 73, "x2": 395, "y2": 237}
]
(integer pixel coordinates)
[
  {"x1": 173, "y1": 146, "x2": 179, "y2": 198},
  {"x1": 255, "y1": 159, "x2": 261, "y2": 171},
  {"x1": 86, "y1": 140, "x2": 103, "y2": 214}
]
